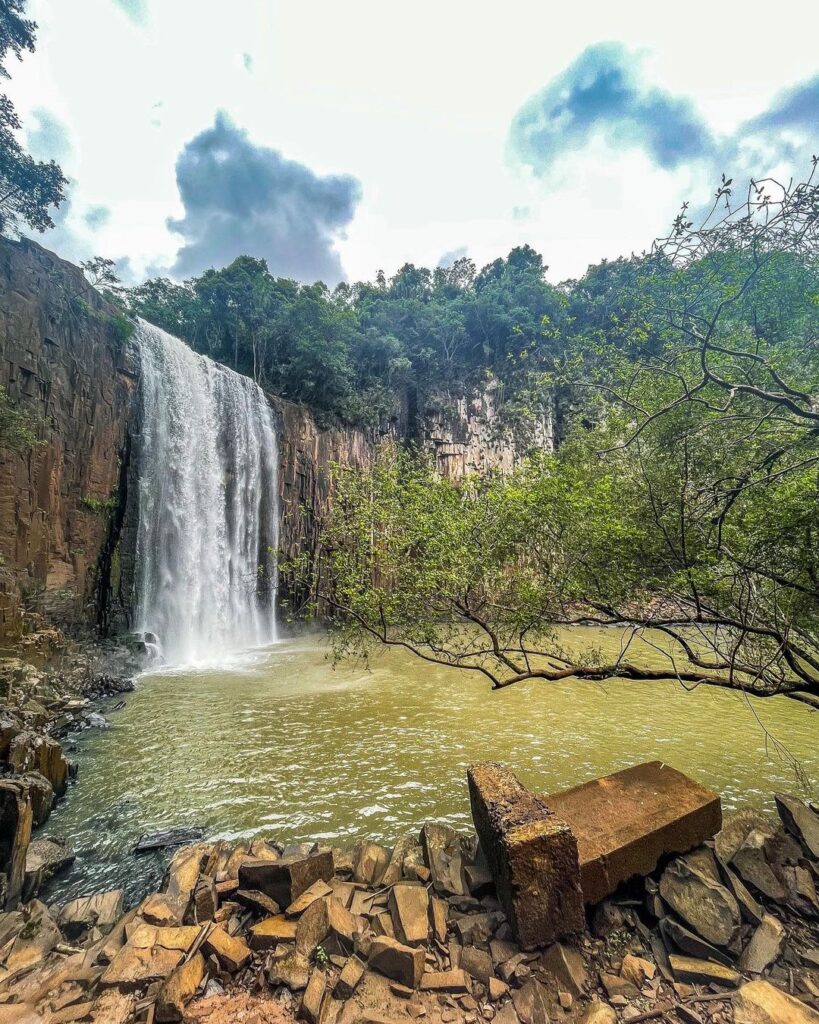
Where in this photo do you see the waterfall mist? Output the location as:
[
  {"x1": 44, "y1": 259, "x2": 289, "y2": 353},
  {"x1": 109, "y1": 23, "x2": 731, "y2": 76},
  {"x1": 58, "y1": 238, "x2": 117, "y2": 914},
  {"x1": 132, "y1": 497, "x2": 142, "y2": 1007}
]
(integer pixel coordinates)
[{"x1": 133, "y1": 320, "x2": 279, "y2": 666}]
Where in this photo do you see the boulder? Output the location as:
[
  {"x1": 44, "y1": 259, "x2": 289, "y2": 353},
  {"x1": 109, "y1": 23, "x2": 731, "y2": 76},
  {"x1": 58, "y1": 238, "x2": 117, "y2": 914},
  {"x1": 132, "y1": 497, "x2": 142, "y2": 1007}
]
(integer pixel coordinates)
[
  {"x1": 732, "y1": 829, "x2": 788, "y2": 902},
  {"x1": 249, "y1": 914, "x2": 298, "y2": 949},
  {"x1": 547, "y1": 762, "x2": 722, "y2": 905},
  {"x1": 454, "y1": 911, "x2": 499, "y2": 948},
  {"x1": 353, "y1": 841, "x2": 391, "y2": 886},
  {"x1": 368, "y1": 936, "x2": 425, "y2": 989},
  {"x1": 460, "y1": 945, "x2": 493, "y2": 985},
  {"x1": 600, "y1": 973, "x2": 639, "y2": 1000},
  {"x1": 58, "y1": 889, "x2": 124, "y2": 940},
  {"x1": 716, "y1": 809, "x2": 773, "y2": 864},
  {"x1": 5, "y1": 900, "x2": 61, "y2": 972},
  {"x1": 580, "y1": 1001, "x2": 618, "y2": 1024},
  {"x1": 190, "y1": 872, "x2": 217, "y2": 923},
  {"x1": 776, "y1": 794, "x2": 819, "y2": 859},
  {"x1": 464, "y1": 863, "x2": 495, "y2": 899},
  {"x1": 286, "y1": 879, "x2": 333, "y2": 917},
  {"x1": 238, "y1": 849, "x2": 334, "y2": 907},
  {"x1": 419, "y1": 969, "x2": 470, "y2": 993},
  {"x1": 733, "y1": 979, "x2": 819, "y2": 1023},
  {"x1": 8, "y1": 731, "x2": 68, "y2": 796},
  {"x1": 659, "y1": 856, "x2": 740, "y2": 947},
  {"x1": 141, "y1": 893, "x2": 184, "y2": 927},
  {"x1": 620, "y1": 954, "x2": 655, "y2": 988},
  {"x1": 0, "y1": 778, "x2": 32, "y2": 910},
  {"x1": 203, "y1": 924, "x2": 251, "y2": 973},
  {"x1": 429, "y1": 896, "x2": 448, "y2": 945},
  {"x1": 540, "y1": 942, "x2": 588, "y2": 998},
  {"x1": 658, "y1": 915, "x2": 734, "y2": 967},
  {"x1": 721, "y1": 864, "x2": 765, "y2": 925},
  {"x1": 381, "y1": 834, "x2": 424, "y2": 886},
  {"x1": 335, "y1": 955, "x2": 366, "y2": 998},
  {"x1": 295, "y1": 896, "x2": 356, "y2": 956},
  {"x1": 512, "y1": 978, "x2": 552, "y2": 1024},
  {"x1": 668, "y1": 954, "x2": 740, "y2": 987},
  {"x1": 739, "y1": 914, "x2": 786, "y2": 975},
  {"x1": 300, "y1": 968, "x2": 327, "y2": 1024},
  {"x1": 467, "y1": 762, "x2": 583, "y2": 949},
  {"x1": 23, "y1": 837, "x2": 75, "y2": 900},
  {"x1": 420, "y1": 823, "x2": 466, "y2": 897},
  {"x1": 235, "y1": 889, "x2": 281, "y2": 916},
  {"x1": 155, "y1": 951, "x2": 205, "y2": 1022},
  {"x1": 268, "y1": 950, "x2": 311, "y2": 991},
  {"x1": 100, "y1": 924, "x2": 200, "y2": 988},
  {"x1": 164, "y1": 843, "x2": 211, "y2": 912},
  {"x1": 781, "y1": 865, "x2": 819, "y2": 917},
  {"x1": 388, "y1": 883, "x2": 429, "y2": 947},
  {"x1": 489, "y1": 977, "x2": 510, "y2": 1001}
]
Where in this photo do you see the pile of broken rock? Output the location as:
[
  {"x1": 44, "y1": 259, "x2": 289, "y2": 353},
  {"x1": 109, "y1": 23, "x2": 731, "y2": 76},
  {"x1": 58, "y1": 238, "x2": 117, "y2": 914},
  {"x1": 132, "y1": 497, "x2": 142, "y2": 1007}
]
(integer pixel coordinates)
[{"x1": 0, "y1": 792, "x2": 818, "y2": 1024}]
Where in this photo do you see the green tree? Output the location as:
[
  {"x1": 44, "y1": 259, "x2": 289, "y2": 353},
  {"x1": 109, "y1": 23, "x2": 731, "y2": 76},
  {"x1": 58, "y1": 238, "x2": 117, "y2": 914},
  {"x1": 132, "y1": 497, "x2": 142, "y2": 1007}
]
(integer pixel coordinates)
[
  {"x1": 291, "y1": 169, "x2": 819, "y2": 708},
  {"x1": 0, "y1": 1, "x2": 67, "y2": 233}
]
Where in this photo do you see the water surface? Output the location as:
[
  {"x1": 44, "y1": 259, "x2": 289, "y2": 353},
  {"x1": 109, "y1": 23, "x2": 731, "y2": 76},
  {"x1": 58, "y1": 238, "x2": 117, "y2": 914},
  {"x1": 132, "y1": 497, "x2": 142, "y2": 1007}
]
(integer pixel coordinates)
[{"x1": 45, "y1": 628, "x2": 818, "y2": 902}]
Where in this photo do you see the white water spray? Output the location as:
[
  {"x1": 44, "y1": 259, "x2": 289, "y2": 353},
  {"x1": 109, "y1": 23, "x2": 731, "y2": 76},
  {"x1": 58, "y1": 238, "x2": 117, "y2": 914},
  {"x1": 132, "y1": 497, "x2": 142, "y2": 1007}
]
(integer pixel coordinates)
[{"x1": 133, "y1": 320, "x2": 279, "y2": 666}]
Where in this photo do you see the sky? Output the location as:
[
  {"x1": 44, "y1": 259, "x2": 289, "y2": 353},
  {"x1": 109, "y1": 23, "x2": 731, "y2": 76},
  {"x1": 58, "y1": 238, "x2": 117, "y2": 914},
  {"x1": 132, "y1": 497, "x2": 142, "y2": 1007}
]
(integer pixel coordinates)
[{"x1": 7, "y1": 0, "x2": 819, "y2": 286}]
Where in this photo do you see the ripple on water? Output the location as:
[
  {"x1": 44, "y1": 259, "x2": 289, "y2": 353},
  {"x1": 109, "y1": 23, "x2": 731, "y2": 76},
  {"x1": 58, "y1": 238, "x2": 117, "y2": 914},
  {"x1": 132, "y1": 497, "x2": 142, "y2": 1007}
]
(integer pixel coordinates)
[{"x1": 43, "y1": 629, "x2": 818, "y2": 903}]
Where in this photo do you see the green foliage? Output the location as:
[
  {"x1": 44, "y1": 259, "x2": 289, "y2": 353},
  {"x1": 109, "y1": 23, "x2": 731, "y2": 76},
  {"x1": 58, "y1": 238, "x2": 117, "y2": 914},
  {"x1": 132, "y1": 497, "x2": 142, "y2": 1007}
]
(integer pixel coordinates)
[
  {"x1": 0, "y1": 383, "x2": 40, "y2": 453},
  {"x1": 126, "y1": 246, "x2": 565, "y2": 428},
  {"x1": 70, "y1": 267, "x2": 136, "y2": 346},
  {"x1": 108, "y1": 311, "x2": 135, "y2": 345},
  {"x1": 293, "y1": 169, "x2": 819, "y2": 704},
  {"x1": 80, "y1": 495, "x2": 117, "y2": 514},
  {"x1": 0, "y1": 1, "x2": 67, "y2": 233}
]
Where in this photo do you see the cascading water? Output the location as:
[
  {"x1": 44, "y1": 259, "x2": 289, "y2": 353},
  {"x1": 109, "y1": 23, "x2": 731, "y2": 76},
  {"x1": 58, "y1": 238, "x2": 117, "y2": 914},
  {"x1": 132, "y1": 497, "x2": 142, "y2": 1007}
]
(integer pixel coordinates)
[{"x1": 133, "y1": 320, "x2": 279, "y2": 666}]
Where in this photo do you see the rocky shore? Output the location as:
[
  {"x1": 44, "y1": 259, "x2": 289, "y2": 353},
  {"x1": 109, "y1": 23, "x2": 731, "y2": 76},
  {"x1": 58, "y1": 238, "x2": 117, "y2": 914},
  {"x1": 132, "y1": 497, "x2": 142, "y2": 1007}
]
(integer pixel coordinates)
[
  {"x1": 1, "y1": 623, "x2": 139, "y2": 901},
  {"x1": 1, "y1": 758, "x2": 818, "y2": 1024}
]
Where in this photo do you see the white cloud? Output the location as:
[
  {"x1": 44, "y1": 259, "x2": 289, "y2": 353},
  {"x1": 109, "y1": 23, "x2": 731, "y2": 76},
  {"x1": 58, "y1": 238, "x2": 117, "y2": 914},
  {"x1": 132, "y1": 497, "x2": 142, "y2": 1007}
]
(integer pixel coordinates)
[{"x1": 6, "y1": 0, "x2": 819, "y2": 284}]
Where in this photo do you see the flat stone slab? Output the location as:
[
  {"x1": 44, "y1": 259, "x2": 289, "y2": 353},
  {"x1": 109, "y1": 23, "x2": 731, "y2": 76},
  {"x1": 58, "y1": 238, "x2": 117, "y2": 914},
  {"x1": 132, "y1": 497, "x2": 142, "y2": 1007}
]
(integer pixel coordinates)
[
  {"x1": 468, "y1": 761, "x2": 584, "y2": 949},
  {"x1": 546, "y1": 761, "x2": 722, "y2": 905}
]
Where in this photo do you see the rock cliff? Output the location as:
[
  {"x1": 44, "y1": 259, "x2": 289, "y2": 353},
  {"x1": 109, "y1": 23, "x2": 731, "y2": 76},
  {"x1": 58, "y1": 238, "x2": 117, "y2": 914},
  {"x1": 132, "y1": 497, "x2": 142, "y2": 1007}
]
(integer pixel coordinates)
[
  {"x1": 0, "y1": 237, "x2": 136, "y2": 645},
  {"x1": 0, "y1": 238, "x2": 545, "y2": 645}
]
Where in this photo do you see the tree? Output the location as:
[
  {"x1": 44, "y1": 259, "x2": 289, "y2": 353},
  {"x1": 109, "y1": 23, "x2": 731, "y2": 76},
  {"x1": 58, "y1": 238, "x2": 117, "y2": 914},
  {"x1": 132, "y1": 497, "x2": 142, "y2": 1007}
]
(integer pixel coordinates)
[
  {"x1": 290, "y1": 168, "x2": 819, "y2": 708},
  {"x1": 0, "y1": 1, "x2": 67, "y2": 234}
]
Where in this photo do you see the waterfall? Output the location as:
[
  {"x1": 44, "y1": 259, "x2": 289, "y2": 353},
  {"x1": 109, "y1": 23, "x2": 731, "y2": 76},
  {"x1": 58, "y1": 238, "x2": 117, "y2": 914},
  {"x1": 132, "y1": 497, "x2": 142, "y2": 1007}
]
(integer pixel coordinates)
[{"x1": 133, "y1": 320, "x2": 279, "y2": 666}]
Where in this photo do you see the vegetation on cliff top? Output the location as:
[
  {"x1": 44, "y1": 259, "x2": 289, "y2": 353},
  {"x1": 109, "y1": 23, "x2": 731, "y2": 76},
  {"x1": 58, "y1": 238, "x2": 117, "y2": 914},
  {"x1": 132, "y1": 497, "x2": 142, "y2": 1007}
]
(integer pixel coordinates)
[
  {"x1": 283, "y1": 168, "x2": 819, "y2": 704},
  {"x1": 126, "y1": 244, "x2": 565, "y2": 430}
]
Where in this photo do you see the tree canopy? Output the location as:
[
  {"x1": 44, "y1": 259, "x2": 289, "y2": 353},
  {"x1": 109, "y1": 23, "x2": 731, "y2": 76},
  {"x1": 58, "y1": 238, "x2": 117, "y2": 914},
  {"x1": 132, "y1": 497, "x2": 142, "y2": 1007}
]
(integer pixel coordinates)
[
  {"x1": 283, "y1": 167, "x2": 819, "y2": 707},
  {"x1": 126, "y1": 245, "x2": 566, "y2": 429},
  {"x1": 0, "y1": 0, "x2": 67, "y2": 234}
]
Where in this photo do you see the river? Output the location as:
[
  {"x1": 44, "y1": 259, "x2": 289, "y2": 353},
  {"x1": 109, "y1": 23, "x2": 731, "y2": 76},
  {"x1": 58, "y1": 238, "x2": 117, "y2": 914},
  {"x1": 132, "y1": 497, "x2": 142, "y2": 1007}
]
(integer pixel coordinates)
[{"x1": 44, "y1": 627, "x2": 818, "y2": 903}]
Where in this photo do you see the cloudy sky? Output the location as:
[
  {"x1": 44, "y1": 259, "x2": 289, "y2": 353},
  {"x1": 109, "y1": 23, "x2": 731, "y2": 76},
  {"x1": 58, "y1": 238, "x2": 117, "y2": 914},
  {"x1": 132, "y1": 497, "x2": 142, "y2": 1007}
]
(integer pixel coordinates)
[{"x1": 8, "y1": 0, "x2": 818, "y2": 285}]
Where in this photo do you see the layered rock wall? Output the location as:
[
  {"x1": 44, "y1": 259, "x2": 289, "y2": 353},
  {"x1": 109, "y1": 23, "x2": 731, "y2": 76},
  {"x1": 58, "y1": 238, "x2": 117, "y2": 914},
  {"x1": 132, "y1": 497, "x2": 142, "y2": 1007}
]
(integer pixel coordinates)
[
  {"x1": 0, "y1": 238, "x2": 137, "y2": 645},
  {"x1": 0, "y1": 239, "x2": 544, "y2": 644}
]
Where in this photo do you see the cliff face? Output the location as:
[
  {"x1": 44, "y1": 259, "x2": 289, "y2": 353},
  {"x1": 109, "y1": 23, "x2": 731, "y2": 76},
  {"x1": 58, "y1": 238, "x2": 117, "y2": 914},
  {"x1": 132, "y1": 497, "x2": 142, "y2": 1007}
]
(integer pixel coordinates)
[
  {"x1": 0, "y1": 238, "x2": 137, "y2": 645},
  {"x1": 0, "y1": 239, "x2": 545, "y2": 645},
  {"x1": 271, "y1": 397, "x2": 372, "y2": 615},
  {"x1": 418, "y1": 385, "x2": 553, "y2": 480}
]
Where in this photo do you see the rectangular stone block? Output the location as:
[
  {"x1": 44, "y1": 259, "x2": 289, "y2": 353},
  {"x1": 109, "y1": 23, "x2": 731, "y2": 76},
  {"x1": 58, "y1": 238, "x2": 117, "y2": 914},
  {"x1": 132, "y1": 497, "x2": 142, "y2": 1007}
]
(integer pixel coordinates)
[
  {"x1": 238, "y1": 849, "x2": 334, "y2": 907},
  {"x1": 467, "y1": 762, "x2": 584, "y2": 950},
  {"x1": 546, "y1": 761, "x2": 722, "y2": 905}
]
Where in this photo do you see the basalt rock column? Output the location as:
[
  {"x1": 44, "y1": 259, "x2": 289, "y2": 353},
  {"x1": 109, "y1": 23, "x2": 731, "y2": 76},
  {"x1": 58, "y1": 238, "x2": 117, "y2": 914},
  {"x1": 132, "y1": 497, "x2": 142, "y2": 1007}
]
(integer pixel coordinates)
[{"x1": 467, "y1": 761, "x2": 584, "y2": 949}]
